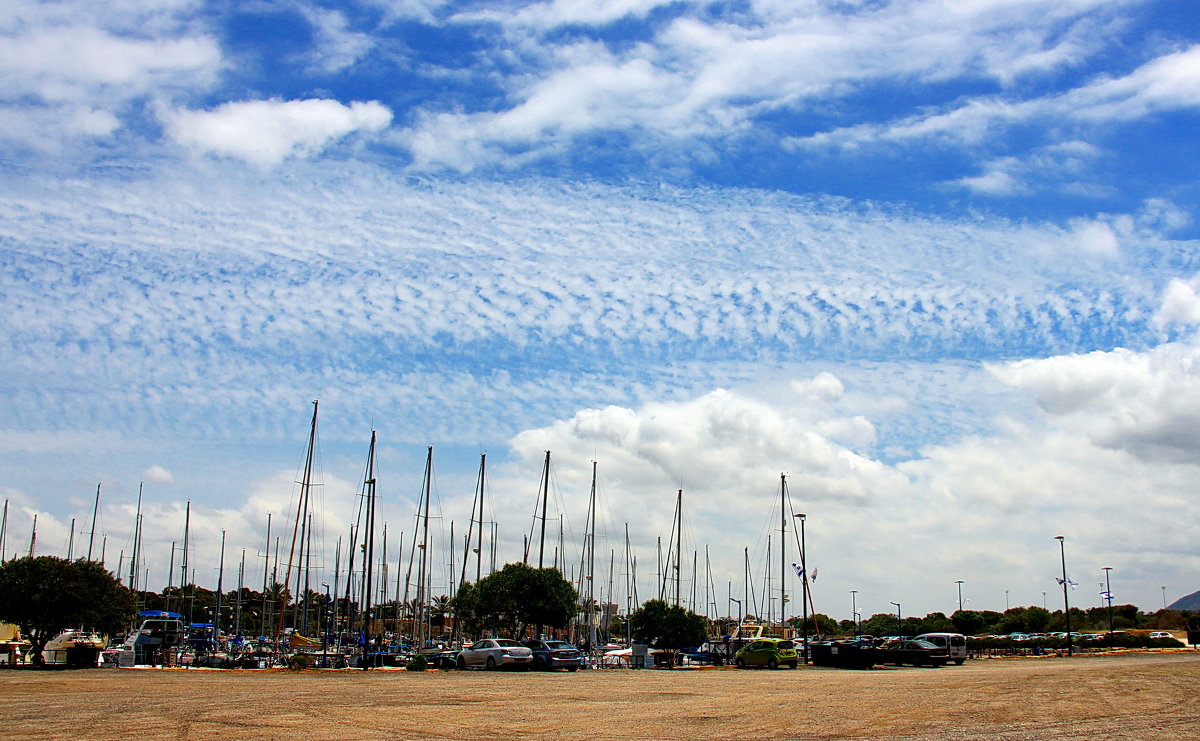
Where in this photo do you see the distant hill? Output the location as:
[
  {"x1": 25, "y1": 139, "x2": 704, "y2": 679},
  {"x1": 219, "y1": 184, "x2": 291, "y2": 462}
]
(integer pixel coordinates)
[{"x1": 1168, "y1": 590, "x2": 1200, "y2": 611}]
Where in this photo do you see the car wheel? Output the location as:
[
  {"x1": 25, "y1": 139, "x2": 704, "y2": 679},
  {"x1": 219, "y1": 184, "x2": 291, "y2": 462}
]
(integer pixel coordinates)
[
  {"x1": 567, "y1": 666, "x2": 578, "y2": 672},
  {"x1": 767, "y1": 657, "x2": 778, "y2": 669},
  {"x1": 955, "y1": 659, "x2": 965, "y2": 665},
  {"x1": 486, "y1": 656, "x2": 496, "y2": 670},
  {"x1": 787, "y1": 661, "x2": 798, "y2": 669},
  {"x1": 533, "y1": 657, "x2": 545, "y2": 671},
  {"x1": 456, "y1": 657, "x2": 466, "y2": 670},
  {"x1": 735, "y1": 657, "x2": 745, "y2": 669}
]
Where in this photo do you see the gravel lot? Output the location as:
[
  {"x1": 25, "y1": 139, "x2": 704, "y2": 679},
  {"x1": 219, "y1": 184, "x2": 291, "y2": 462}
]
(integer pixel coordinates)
[{"x1": 2, "y1": 651, "x2": 1197, "y2": 740}]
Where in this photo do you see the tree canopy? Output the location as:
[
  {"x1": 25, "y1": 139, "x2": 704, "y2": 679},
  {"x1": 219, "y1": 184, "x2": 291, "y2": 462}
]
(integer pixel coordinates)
[
  {"x1": 0, "y1": 556, "x2": 135, "y2": 663},
  {"x1": 453, "y1": 562, "x2": 578, "y2": 640},
  {"x1": 628, "y1": 599, "x2": 708, "y2": 666}
]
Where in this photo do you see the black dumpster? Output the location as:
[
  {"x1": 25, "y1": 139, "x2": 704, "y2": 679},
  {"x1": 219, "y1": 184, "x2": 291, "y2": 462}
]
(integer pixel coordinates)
[{"x1": 810, "y1": 641, "x2": 878, "y2": 669}]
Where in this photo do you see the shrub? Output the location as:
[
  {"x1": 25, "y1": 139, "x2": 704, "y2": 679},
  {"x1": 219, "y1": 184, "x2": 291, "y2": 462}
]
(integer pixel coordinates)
[
  {"x1": 287, "y1": 654, "x2": 313, "y2": 671},
  {"x1": 405, "y1": 653, "x2": 429, "y2": 672}
]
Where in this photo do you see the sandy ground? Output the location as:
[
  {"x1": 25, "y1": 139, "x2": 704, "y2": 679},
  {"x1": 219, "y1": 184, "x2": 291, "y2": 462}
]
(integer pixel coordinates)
[{"x1": 2, "y1": 651, "x2": 1198, "y2": 740}]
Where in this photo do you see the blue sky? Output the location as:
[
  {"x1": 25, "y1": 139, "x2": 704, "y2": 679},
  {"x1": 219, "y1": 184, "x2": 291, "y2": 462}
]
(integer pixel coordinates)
[{"x1": 2, "y1": 0, "x2": 1199, "y2": 621}]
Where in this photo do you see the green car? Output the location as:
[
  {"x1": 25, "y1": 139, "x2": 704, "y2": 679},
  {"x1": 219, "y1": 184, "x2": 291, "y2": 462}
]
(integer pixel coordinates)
[{"x1": 734, "y1": 638, "x2": 799, "y2": 669}]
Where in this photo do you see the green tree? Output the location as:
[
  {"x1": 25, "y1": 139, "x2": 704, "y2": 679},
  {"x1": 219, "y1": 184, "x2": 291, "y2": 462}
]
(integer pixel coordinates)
[
  {"x1": 0, "y1": 556, "x2": 135, "y2": 665},
  {"x1": 951, "y1": 609, "x2": 986, "y2": 636},
  {"x1": 627, "y1": 599, "x2": 708, "y2": 668},
  {"x1": 453, "y1": 563, "x2": 578, "y2": 640}
]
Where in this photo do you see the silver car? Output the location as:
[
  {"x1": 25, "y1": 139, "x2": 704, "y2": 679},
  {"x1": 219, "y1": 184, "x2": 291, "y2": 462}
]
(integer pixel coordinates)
[{"x1": 455, "y1": 638, "x2": 534, "y2": 670}]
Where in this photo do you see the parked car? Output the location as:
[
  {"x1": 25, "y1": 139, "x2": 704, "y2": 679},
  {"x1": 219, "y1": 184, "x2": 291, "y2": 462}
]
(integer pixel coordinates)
[
  {"x1": 914, "y1": 632, "x2": 967, "y2": 665},
  {"x1": 734, "y1": 638, "x2": 799, "y2": 669},
  {"x1": 877, "y1": 639, "x2": 949, "y2": 667},
  {"x1": 1149, "y1": 631, "x2": 1174, "y2": 639},
  {"x1": 455, "y1": 638, "x2": 534, "y2": 670},
  {"x1": 522, "y1": 639, "x2": 583, "y2": 671}
]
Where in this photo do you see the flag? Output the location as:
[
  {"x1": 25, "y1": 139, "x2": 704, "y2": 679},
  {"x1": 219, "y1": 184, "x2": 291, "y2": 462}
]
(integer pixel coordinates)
[
  {"x1": 811, "y1": 568, "x2": 818, "y2": 582},
  {"x1": 1099, "y1": 590, "x2": 1113, "y2": 601},
  {"x1": 791, "y1": 562, "x2": 804, "y2": 579},
  {"x1": 1068, "y1": 578, "x2": 1079, "y2": 590}
]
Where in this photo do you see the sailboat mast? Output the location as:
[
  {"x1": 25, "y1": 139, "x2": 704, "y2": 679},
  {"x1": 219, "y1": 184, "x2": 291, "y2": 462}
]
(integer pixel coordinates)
[
  {"x1": 538, "y1": 450, "x2": 550, "y2": 568},
  {"x1": 275, "y1": 399, "x2": 318, "y2": 647},
  {"x1": 780, "y1": 473, "x2": 786, "y2": 630},
  {"x1": 674, "y1": 489, "x2": 683, "y2": 607},
  {"x1": 416, "y1": 445, "x2": 433, "y2": 648},
  {"x1": 181, "y1": 500, "x2": 190, "y2": 599},
  {"x1": 362, "y1": 430, "x2": 377, "y2": 670},
  {"x1": 261, "y1": 512, "x2": 271, "y2": 637},
  {"x1": 129, "y1": 483, "x2": 143, "y2": 591},
  {"x1": 477, "y1": 454, "x2": 486, "y2": 582},
  {"x1": 587, "y1": 461, "x2": 597, "y2": 644},
  {"x1": 86, "y1": 483, "x2": 100, "y2": 561},
  {"x1": 215, "y1": 529, "x2": 226, "y2": 644}
]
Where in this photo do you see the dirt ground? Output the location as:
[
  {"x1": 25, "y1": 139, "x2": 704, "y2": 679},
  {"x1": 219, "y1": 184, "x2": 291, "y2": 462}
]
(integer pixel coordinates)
[{"x1": 2, "y1": 651, "x2": 1198, "y2": 740}]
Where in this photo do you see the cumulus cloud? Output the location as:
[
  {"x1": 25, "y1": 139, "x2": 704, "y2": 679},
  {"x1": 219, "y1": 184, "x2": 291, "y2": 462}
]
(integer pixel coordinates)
[
  {"x1": 1154, "y1": 277, "x2": 1200, "y2": 328},
  {"x1": 162, "y1": 98, "x2": 393, "y2": 166},
  {"x1": 991, "y1": 343, "x2": 1200, "y2": 464},
  {"x1": 142, "y1": 465, "x2": 174, "y2": 484}
]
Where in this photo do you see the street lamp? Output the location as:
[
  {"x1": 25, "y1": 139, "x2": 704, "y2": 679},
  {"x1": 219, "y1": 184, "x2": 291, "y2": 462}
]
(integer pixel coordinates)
[
  {"x1": 1102, "y1": 568, "x2": 1114, "y2": 639},
  {"x1": 850, "y1": 590, "x2": 858, "y2": 636},
  {"x1": 1161, "y1": 586, "x2": 1167, "y2": 611},
  {"x1": 890, "y1": 602, "x2": 902, "y2": 639},
  {"x1": 1056, "y1": 536, "x2": 1072, "y2": 656},
  {"x1": 955, "y1": 580, "x2": 964, "y2": 613},
  {"x1": 794, "y1": 513, "x2": 808, "y2": 664}
]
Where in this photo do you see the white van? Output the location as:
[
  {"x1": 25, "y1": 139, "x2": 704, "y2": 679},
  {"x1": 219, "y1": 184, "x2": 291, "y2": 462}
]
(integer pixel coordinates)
[{"x1": 915, "y1": 632, "x2": 966, "y2": 664}]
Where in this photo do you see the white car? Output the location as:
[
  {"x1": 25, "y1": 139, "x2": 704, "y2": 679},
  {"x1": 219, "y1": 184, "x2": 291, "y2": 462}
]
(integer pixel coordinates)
[
  {"x1": 1148, "y1": 631, "x2": 1174, "y2": 639},
  {"x1": 455, "y1": 638, "x2": 533, "y2": 670}
]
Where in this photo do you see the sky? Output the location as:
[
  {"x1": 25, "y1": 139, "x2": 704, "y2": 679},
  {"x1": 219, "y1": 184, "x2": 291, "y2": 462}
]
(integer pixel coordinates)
[{"x1": 2, "y1": 0, "x2": 1199, "y2": 625}]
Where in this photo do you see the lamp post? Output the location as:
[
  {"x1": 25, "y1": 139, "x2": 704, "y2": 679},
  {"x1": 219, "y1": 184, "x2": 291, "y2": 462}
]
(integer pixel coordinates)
[
  {"x1": 1102, "y1": 568, "x2": 1114, "y2": 638},
  {"x1": 955, "y1": 580, "x2": 964, "y2": 613},
  {"x1": 1055, "y1": 536, "x2": 1072, "y2": 656},
  {"x1": 890, "y1": 602, "x2": 902, "y2": 639},
  {"x1": 1161, "y1": 586, "x2": 1167, "y2": 610},
  {"x1": 850, "y1": 590, "x2": 858, "y2": 636},
  {"x1": 794, "y1": 513, "x2": 808, "y2": 664}
]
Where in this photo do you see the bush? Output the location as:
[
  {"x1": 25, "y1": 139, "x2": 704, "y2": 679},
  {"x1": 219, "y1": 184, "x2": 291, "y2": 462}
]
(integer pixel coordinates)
[
  {"x1": 405, "y1": 653, "x2": 429, "y2": 672},
  {"x1": 287, "y1": 654, "x2": 313, "y2": 671}
]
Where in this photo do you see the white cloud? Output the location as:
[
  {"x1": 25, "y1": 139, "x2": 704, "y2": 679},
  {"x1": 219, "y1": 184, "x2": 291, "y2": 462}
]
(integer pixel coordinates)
[
  {"x1": 400, "y1": 0, "x2": 1137, "y2": 170},
  {"x1": 1154, "y1": 277, "x2": 1200, "y2": 328},
  {"x1": 142, "y1": 465, "x2": 174, "y2": 484},
  {"x1": 162, "y1": 99, "x2": 393, "y2": 167},
  {"x1": 300, "y1": 7, "x2": 375, "y2": 74},
  {"x1": 790, "y1": 45, "x2": 1200, "y2": 153},
  {"x1": 991, "y1": 342, "x2": 1200, "y2": 464},
  {"x1": 0, "y1": 6, "x2": 220, "y2": 150}
]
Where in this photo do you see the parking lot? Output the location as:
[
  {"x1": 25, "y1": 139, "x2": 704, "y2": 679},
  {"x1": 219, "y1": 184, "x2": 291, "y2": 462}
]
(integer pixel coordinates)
[{"x1": 1, "y1": 650, "x2": 1197, "y2": 739}]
